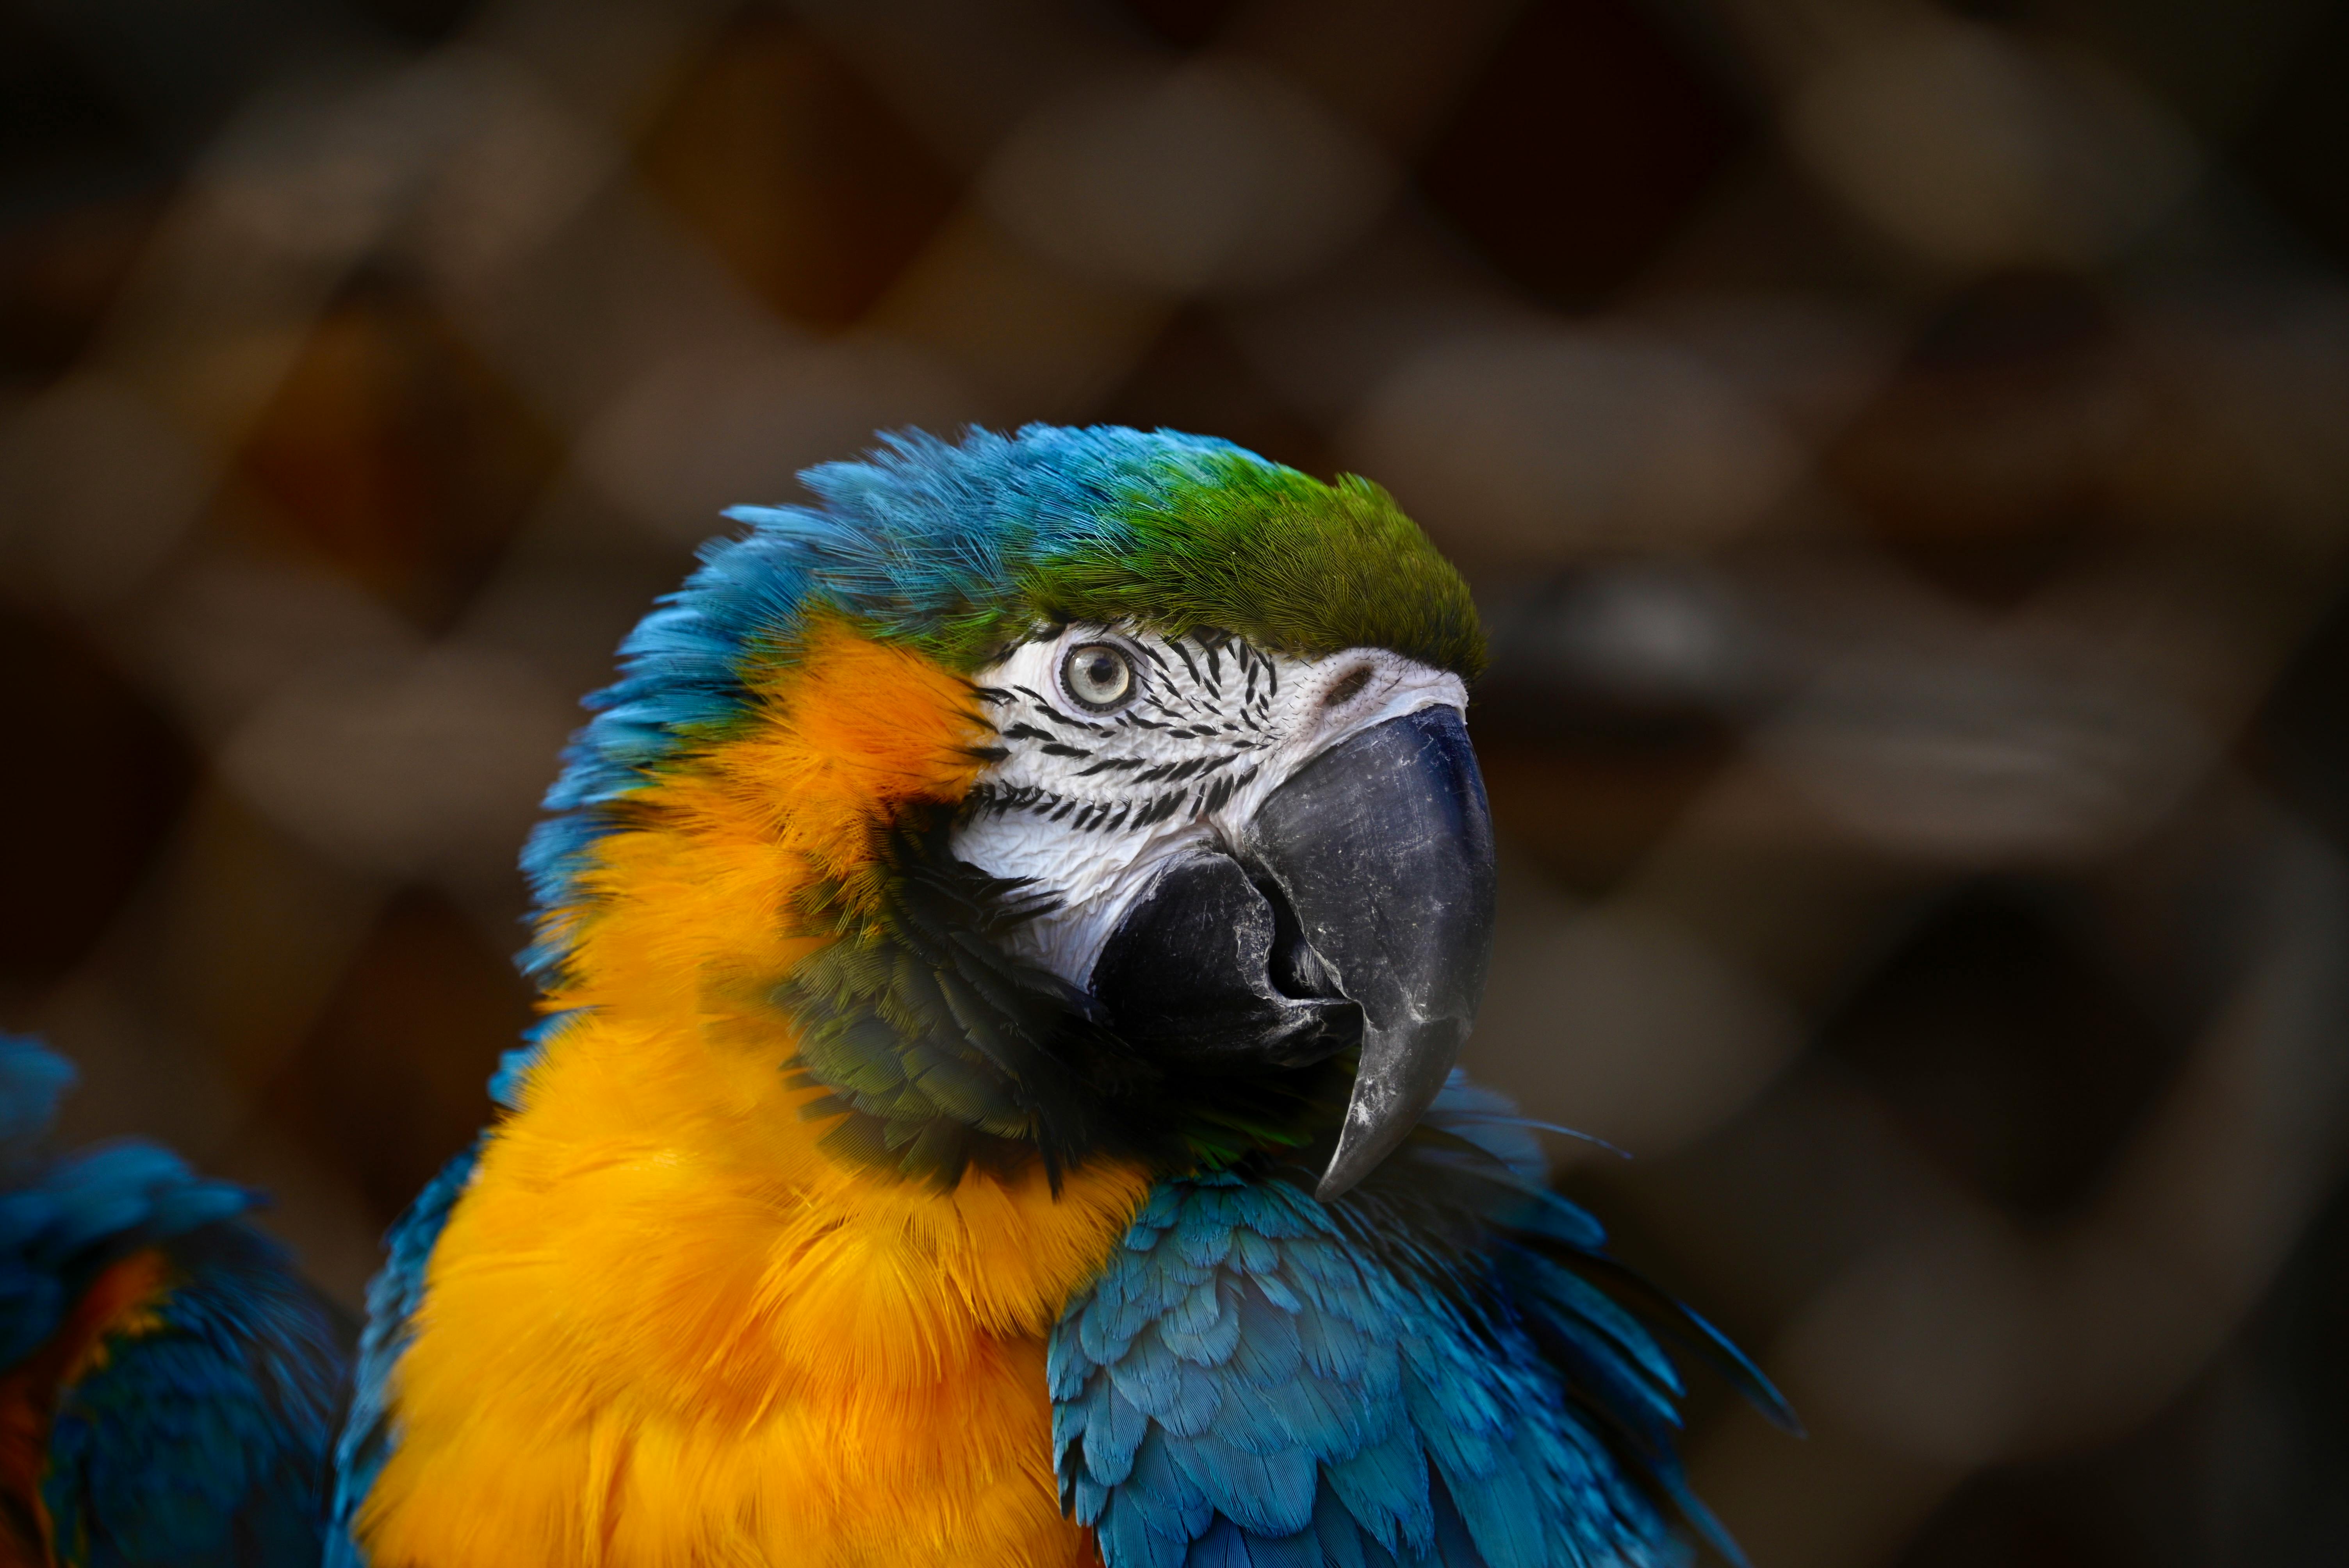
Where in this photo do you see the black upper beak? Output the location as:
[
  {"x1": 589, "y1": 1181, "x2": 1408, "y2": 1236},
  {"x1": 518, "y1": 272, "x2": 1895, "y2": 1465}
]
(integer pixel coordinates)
[{"x1": 1088, "y1": 706, "x2": 1498, "y2": 1201}]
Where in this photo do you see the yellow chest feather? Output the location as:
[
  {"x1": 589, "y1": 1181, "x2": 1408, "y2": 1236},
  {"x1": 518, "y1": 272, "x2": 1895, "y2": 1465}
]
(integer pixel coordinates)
[
  {"x1": 356, "y1": 1012, "x2": 1148, "y2": 1568},
  {"x1": 354, "y1": 625, "x2": 1153, "y2": 1567}
]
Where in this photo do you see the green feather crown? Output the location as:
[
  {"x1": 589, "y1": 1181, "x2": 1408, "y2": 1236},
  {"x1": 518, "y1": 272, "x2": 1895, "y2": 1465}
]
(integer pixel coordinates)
[{"x1": 753, "y1": 426, "x2": 1484, "y2": 675}]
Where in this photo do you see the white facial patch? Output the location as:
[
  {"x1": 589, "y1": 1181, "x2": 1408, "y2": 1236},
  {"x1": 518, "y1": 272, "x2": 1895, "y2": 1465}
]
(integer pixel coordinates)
[{"x1": 950, "y1": 625, "x2": 1469, "y2": 987}]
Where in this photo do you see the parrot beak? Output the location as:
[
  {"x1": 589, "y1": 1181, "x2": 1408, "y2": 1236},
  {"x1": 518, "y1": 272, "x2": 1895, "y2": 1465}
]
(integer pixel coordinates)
[
  {"x1": 1243, "y1": 706, "x2": 1497, "y2": 1200},
  {"x1": 1089, "y1": 706, "x2": 1498, "y2": 1202}
]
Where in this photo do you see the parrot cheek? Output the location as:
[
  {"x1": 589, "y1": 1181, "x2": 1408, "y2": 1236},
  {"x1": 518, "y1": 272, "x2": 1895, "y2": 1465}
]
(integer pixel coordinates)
[{"x1": 1088, "y1": 705, "x2": 1497, "y2": 1200}]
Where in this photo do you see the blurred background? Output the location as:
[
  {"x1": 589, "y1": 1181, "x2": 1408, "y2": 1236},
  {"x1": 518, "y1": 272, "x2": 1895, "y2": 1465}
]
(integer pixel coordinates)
[{"x1": 4, "y1": 0, "x2": 2349, "y2": 1560}]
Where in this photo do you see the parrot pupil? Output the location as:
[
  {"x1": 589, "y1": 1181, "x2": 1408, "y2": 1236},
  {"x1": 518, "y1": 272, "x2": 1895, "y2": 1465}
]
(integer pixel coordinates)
[{"x1": 1063, "y1": 642, "x2": 1135, "y2": 711}]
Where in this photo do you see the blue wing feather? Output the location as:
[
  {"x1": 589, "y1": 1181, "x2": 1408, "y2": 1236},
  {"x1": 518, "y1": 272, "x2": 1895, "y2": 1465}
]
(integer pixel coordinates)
[
  {"x1": 0, "y1": 1037, "x2": 351, "y2": 1566},
  {"x1": 0, "y1": 1040, "x2": 253, "y2": 1372},
  {"x1": 44, "y1": 1226, "x2": 350, "y2": 1568},
  {"x1": 330, "y1": 1005, "x2": 568, "y2": 1567},
  {"x1": 1052, "y1": 1073, "x2": 1766, "y2": 1568},
  {"x1": 324, "y1": 1137, "x2": 481, "y2": 1568}
]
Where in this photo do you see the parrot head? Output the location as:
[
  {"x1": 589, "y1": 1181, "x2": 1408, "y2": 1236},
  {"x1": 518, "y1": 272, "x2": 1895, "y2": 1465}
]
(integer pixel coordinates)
[{"x1": 523, "y1": 425, "x2": 1494, "y2": 1201}]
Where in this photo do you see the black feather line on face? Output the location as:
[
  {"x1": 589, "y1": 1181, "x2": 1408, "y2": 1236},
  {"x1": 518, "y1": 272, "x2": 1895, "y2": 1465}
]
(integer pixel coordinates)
[
  {"x1": 776, "y1": 816, "x2": 1348, "y2": 1191},
  {"x1": 1014, "y1": 684, "x2": 1111, "y2": 734},
  {"x1": 1169, "y1": 640, "x2": 1203, "y2": 688}
]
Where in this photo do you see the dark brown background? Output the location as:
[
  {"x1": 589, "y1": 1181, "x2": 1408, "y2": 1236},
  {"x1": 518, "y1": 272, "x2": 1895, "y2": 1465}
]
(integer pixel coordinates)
[{"x1": 6, "y1": 0, "x2": 2349, "y2": 1562}]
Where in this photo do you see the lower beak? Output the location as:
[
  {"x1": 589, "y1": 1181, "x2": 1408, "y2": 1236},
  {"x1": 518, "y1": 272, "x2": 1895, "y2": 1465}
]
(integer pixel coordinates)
[{"x1": 1088, "y1": 706, "x2": 1497, "y2": 1201}]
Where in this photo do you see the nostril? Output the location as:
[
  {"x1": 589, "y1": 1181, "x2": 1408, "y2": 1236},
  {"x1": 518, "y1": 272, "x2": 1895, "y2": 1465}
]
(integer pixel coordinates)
[{"x1": 1322, "y1": 666, "x2": 1372, "y2": 709}]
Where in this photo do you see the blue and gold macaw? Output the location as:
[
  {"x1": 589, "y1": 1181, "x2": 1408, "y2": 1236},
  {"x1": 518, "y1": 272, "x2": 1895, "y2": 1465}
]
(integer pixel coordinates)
[
  {"x1": 330, "y1": 425, "x2": 1790, "y2": 1568},
  {"x1": 0, "y1": 1039, "x2": 348, "y2": 1567},
  {"x1": 0, "y1": 424, "x2": 1789, "y2": 1567}
]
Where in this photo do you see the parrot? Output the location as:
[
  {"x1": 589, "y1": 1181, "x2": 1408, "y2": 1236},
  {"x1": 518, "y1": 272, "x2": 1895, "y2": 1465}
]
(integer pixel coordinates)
[
  {"x1": 324, "y1": 423, "x2": 1792, "y2": 1568},
  {"x1": 0, "y1": 1037, "x2": 350, "y2": 1567}
]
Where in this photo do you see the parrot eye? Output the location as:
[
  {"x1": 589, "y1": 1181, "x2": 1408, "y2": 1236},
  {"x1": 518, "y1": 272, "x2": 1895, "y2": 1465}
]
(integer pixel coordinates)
[{"x1": 1061, "y1": 641, "x2": 1137, "y2": 713}]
